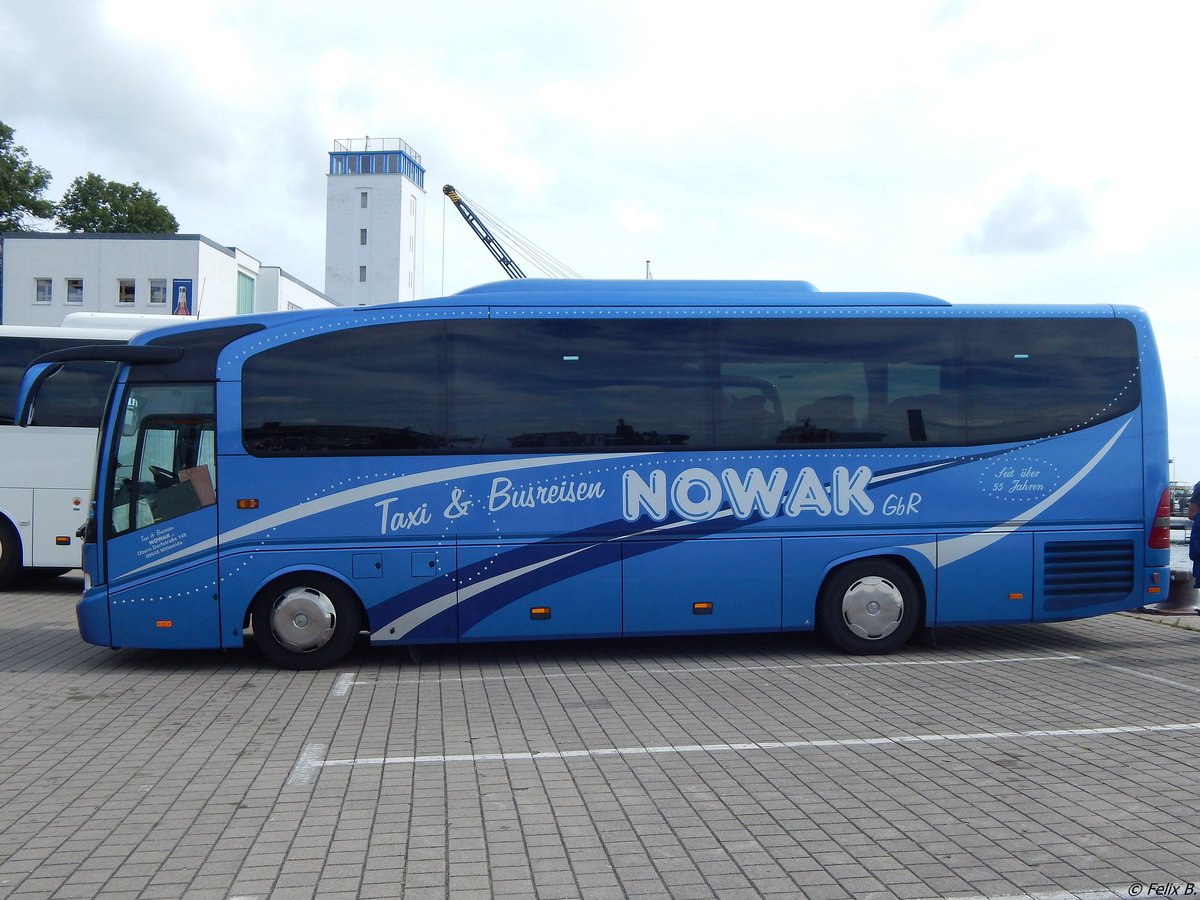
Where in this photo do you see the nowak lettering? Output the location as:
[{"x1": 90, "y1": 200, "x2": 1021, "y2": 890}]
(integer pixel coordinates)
[{"x1": 622, "y1": 466, "x2": 874, "y2": 523}]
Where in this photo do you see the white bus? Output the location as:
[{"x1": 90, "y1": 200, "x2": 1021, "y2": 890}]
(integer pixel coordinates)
[{"x1": 0, "y1": 316, "x2": 192, "y2": 587}]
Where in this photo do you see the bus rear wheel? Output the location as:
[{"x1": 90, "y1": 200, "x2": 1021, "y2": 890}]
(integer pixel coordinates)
[
  {"x1": 817, "y1": 558, "x2": 920, "y2": 655},
  {"x1": 251, "y1": 574, "x2": 362, "y2": 670}
]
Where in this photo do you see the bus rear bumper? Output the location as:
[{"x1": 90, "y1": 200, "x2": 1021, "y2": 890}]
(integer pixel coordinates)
[
  {"x1": 1141, "y1": 564, "x2": 1175, "y2": 605},
  {"x1": 76, "y1": 586, "x2": 112, "y2": 647}
]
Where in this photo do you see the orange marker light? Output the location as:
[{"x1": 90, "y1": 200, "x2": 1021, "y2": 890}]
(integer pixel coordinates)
[
  {"x1": 236, "y1": 499, "x2": 259, "y2": 509},
  {"x1": 155, "y1": 620, "x2": 173, "y2": 628}
]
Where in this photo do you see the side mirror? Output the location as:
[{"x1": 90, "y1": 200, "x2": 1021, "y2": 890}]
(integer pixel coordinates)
[
  {"x1": 122, "y1": 398, "x2": 139, "y2": 437},
  {"x1": 14, "y1": 362, "x2": 64, "y2": 427}
]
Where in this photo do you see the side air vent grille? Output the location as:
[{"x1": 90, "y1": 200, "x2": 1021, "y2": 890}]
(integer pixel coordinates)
[{"x1": 1043, "y1": 540, "x2": 1135, "y2": 611}]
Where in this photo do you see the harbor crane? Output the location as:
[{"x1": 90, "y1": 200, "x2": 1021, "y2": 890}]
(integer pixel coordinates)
[{"x1": 443, "y1": 184, "x2": 525, "y2": 279}]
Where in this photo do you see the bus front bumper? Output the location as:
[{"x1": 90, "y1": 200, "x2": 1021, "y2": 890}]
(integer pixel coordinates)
[{"x1": 76, "y1": 585, "x2": 112, "y2": 648}]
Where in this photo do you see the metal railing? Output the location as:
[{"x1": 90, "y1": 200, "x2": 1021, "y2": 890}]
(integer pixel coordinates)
[{"x1": 332, "y1": 137, "x2": 421, "y2": 164}]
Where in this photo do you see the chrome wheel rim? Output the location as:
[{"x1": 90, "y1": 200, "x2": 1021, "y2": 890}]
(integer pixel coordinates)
[
  {"x1": 841, "y1": 576, "x2": 903, "y2": 640},
  {"x1": 270, "y1": 586, "x2": 336, "y2": 653}
]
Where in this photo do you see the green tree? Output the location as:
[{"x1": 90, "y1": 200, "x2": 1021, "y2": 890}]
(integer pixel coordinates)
[
  {"x1": 55, "y1": 172, "x2": 179, "y2": 233},
  {"x1": 0, "y1": 121, "x2": 54, "y2": 231}
]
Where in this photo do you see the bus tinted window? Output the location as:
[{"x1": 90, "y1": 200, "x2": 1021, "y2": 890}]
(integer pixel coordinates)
[
  {"x1": 0, "y1": 338, "x2": 40, "y2": 423},
  {"x1": 450, "y1": 319, "x2": 710, "y2": 450},
  {"x1": 30, "y1": 360, "x2": 119, "y2": 427},
  {"x1": 714, "y1": 319, "x2": 965, "y2": 446},
  {"x1": 965, "y1": 318, "x2": 1139, "y2": 443},
  {"x1": 242, "y1": 321, "x2": 446, "y2": 453},
  {"x1": 0, "y1": 337, "x2": 120, "y2": 426},
  {"x1": 240, "y1": 315, "x2": 1140, "y2": 455}
]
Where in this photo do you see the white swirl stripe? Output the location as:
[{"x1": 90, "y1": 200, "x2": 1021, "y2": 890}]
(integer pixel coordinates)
[
  {"x1": 904, "y1": 420, "x2": 1129, "y2": 567},
  {"x1": 371, "y1": 509, "x2": 736, "y2": 639},
  {"x1": 119, "y1": 451, "x2": 649, "y2": 579}
]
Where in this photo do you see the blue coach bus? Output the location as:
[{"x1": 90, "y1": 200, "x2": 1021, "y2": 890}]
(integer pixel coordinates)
[{"x1": 17, "y1": 280, "x2": 1172, "y2": 668}]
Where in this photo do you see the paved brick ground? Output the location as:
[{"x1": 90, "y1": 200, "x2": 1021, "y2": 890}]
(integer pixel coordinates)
[{"x1": 1, "y1": 574, "x2": 1199, "y2": 899}]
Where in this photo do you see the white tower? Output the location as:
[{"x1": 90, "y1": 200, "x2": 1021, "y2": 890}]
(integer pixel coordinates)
[{"x1": 324, "y1": 137, "x2": 426, "y2": 305}]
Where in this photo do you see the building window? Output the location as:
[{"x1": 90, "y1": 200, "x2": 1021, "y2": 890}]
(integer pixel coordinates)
[
  {"x1": 150, "y1": 279, "x2": 167, "y2": 305},
  {"x1": 35, "y1": 278, "x2": 52, "y2": 303},
  {"x1": 66, "y1": 278, "x2": 83, "y2": 304},
  {"x1": 409, "y1": 196, "x2": 416, "y2": 215},
  {"x1": 360, "y1": 228, "x2": 367, "y2": 246},
  {"x1": 360, "y1": 191, "x2": 368, "y2": 208},
  {"x1": 117, "y1": 279, "x2": 135, "y2": 304},
  {"x1": 408, "y1": 270, "x2": 414, "y2": 288},
  {"x1": 409, "y1": 234, "x2": 415, "y2": 252},
  {"x1": 237, "y1": 272, "x2": 254, "y2": 315},
  {"x1": 359, "y1": 266, "x2": 367, "y2": 283}
]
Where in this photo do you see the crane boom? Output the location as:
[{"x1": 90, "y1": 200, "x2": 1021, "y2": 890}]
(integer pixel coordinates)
[{"x1": 443, "y1": 185, "x2": 526, "y2": 279}]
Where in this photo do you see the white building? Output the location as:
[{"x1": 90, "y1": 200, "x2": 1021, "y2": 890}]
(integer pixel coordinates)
[
  {"x1": 0, "y1": 232, "x2": 336, "y2": 326},
  {"x1": 324, "y1": 137, "x2": 426, "y2": 306}
]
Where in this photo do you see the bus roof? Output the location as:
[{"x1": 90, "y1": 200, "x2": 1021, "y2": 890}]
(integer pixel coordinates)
[
  {"x1": 444, "y1": 279, "x2": 952, "y2": 307},
  {"x1": 0, "y1": 323, "x2": 149, "y2": 342},
  {"x1": 61, "y1": 312, "x2": 198, "y2": 330},
  {"x1": 113, "y1": 280, "x2": 1149, "y2": 350}
]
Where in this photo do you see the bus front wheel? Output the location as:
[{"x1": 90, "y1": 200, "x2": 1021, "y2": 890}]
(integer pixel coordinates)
[
  {"x1": 817, "y1": 559, "x2": 920, "y2": 655},
  {"x1": 251, "y1": 574, "x2": 363, "y2": 670}
]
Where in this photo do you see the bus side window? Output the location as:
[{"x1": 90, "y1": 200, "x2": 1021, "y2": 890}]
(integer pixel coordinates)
[{"x1": 128, "y1": 418, "x2": 216, "y2": 529}]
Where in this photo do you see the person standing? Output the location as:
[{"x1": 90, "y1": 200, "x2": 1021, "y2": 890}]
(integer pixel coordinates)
[{"x1": 1189, "y1": 481, "x2": 1200, "y2": 586}]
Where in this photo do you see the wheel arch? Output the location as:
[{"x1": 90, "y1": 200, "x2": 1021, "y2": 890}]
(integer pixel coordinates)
[
  {"x1": 239, "y1": 564, "x2": 366, "y2": 630},
  {"x1": 0, "y1": 492, "x2": 32, "y2": 569},
  {"x1": 0, "y1": 510, "x2": 26, "y2": 588},
  {"x1": 814, "y1": 549, "x2": 932, "y2": 632}
]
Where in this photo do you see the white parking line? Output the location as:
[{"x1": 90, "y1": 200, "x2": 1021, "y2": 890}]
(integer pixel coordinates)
[
  {"x1": 286, "y1": 742, "x2": 327, "y2": 786},
  {"x1": 329, "y1": 672, "x2": 356, "y2": 698},
  {"x1": 291, "y1": 721, "x2": 1200, "y2": 775},
  {"x1": 332, "y1": 654, "x2": 1082, "y2": 690},
  {"x1": 1081, "y1": 658, "x2": 1200, "y2": 695}
]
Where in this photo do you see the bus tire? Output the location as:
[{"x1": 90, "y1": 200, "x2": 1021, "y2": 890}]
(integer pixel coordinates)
[
  {"x1": 250, "y1": 574, "x2": 363, "y2": 670},
  {"x1": 0, "y1": 517, "x2": 22, "y2": 589},
  {"x1": 817, "y1": 558, "x2": 920, "y2": 655}
]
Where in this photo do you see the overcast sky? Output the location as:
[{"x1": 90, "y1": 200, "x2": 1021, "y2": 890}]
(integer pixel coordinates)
[{"x1": 4, "y1": 1, "x2": 1200, "y2": 479}]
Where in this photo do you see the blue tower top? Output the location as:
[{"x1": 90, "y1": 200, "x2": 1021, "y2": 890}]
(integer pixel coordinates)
[{"x1": 328, "y1": 137, "x2": 425, "y2": 189}]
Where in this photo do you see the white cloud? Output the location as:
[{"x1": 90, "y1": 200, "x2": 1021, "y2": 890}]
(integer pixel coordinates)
[
  {"x1": 5, "y1": 0, "x2": 1200, "y2": 473},
  {"x1": 963, "y1": 175, "x2": 1091, "y2": 254},
  {"x1": 616, "y1": 204, "x2": 660, "y2": 235}
]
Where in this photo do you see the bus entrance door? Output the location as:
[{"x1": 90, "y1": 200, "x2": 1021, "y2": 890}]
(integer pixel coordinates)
[{"x1": 103, "y1": 398, "x2": 221, "y2": 649}]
